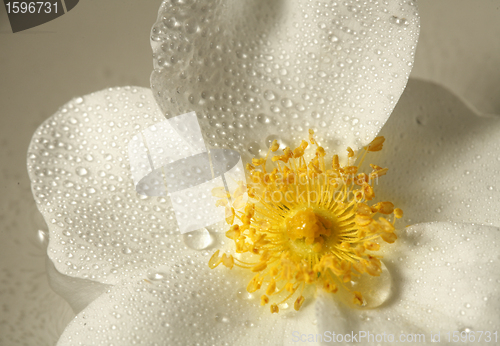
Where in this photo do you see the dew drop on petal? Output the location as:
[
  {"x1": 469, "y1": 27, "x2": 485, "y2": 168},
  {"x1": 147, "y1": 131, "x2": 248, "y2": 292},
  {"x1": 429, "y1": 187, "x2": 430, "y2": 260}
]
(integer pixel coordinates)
[
  {"x1": 236, "y1": 288, "x2": 254, "y2": 301},
  {"x1": 76, "y1": 167, "x2": 88, "y2": 176},
  {"x1": 147, "y1": 272, "x2": 166, "y2": 281},
  {"x1": 343, "y1": 261, "x2": 392, "y2": 308},
  {"x1": 182, "y1": 228, "x2": 213, "y2": 250}
]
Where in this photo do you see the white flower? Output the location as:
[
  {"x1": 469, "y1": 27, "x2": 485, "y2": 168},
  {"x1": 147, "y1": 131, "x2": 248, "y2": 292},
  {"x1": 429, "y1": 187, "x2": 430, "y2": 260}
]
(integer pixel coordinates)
[{"x1": 22, "y1": 1, "x2": 500, "y2": 345}]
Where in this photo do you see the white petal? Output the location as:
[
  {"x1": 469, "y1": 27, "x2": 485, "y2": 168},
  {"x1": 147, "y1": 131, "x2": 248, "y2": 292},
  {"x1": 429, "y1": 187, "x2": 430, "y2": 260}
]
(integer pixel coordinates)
[
  {"x1": 317, "y1": 222, "x2": 500, "y2": 345},
  {"x1": 413, "y1": 0, "x2": 500, "y2": 117},
  {"x1": 46, "y1": 258, "x2": 112, "y2": 314},
  {"x1": 0, "y1": 200, "x2": 74, "y2": 345},
  {"x1": 57, "y1": 255, "x2": 318, "y2": 346},
  {"x1": 27, "y1": 87, "x2": 186, "y2": 284},
  {"x1": 371, "y1": 79, "x2": 500, "y2": 226},
  {"x1": 151, "y1": 0, "x2": 419, "y2": 161}
]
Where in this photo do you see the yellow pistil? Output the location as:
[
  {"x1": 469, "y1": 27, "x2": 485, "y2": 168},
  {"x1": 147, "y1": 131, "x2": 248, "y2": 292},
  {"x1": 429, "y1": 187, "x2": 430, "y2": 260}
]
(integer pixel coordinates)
[{"x1": 209, "y1": 133, "x2": 402, "y2": 313}]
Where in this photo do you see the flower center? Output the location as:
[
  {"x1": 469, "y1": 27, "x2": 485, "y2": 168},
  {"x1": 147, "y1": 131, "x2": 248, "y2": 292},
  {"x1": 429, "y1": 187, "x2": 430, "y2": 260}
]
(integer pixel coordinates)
[{"x1": 209, "y1": 131, "x2": 402, "y2": 313}]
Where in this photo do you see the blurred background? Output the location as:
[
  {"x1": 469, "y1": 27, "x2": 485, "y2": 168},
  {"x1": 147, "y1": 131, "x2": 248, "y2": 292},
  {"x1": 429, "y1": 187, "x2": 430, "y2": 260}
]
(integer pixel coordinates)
[{"x1": 0, "y1": 1, "x2": 499, "y2": 345}]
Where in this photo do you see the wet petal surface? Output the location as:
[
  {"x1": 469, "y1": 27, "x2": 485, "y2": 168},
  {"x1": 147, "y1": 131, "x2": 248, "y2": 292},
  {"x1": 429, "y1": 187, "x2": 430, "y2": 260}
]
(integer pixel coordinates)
[
  {"x1": 372, "y1": 79, "x2": 500, "y2": 226},
  {"x1": 27, "y1": 87, "x2": 184, "y2": 284},
  {"x1": 151, "y1": 0, "x2": 419, "y2": 161},
  {"x1": 317, "y1": 222, "x2": 500, "y2": 345}
]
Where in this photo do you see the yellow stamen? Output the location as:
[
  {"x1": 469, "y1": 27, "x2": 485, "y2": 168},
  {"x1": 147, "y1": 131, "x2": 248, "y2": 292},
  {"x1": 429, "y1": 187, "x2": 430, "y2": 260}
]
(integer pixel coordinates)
[{"x1": 210, "y1": 134, "x2": 401, "y2": 313}]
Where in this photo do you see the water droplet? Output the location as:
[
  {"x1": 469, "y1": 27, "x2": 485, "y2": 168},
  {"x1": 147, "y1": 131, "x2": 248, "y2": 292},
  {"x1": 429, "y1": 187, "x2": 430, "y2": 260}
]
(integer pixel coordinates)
[
  {"x1": 37, "y1": 229, "x2": 49, "y2": 246},
  {"x1": 328, "y1": 34, "x2": 339, "y2": 42},
  {"x1": 182, "y1": 228, "x2": 213, "y2": 250},
  {"x1": 341, "y1": 262, "x2": 392, "y2": 308},
  {"x1": 76, "y1": 167, "x2": 88, "y2": 176},
  {"x1": 263, "y1": 90, "x2": 277, "y2": 101},
  {"x1": 257, "y1": 113, "x2": 271, "y2": 124},
  {"x1": 147, "y1": 272, "x2": 167, "y2": 281},
  {"x1": 248, "y1": 141, "x2": 261, "y2": 156},
  {"x1": 215, "y1": 313, "x2": 230, "y2": 323},
  {"x1": 244, "y1": 320, "x2": 254, "y2": 328},
  {"x1": 281, "y1": 98, "x2": 293, "y2": 108},
  {"x1": 237, "y1": 288, "x2": 254, "y2": 300}
]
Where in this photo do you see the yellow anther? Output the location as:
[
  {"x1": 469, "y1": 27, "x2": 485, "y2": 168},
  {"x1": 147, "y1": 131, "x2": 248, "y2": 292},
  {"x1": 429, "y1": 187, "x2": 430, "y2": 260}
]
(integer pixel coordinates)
[
  {"x1": 355, "y1": 214, "x2": 373, "y2": 226},
  {"x1": 343, "y1": 166, "x2": 358, "y2": 175},
  {"x1": 353, "y1": 291, "x2": 364, "y2": 305},
  {"x1": 208, "y1": 250, "x2": 221, "y2": 269},
  {"x1": 357, "y1": 203, "x2": 373, "y2": 216},
  {"x1": 353, "y1": 244, "x2": 365, "y2": 256},
  {"x1": 285, "y1": 282, "x2": 295, "y2": 292},
  {"x1": 316, "y1": 147, "x2": 326, "y2": 157},
  {"x1": 364, "y1": 256, "x2": 382, "y2": 276},
  {"x1": 331, "y1": 155, "x2": 340, "y2": 171},
  {"x1": 270, "y1": 140, "x2": 280, "y2": 152},
  {"x1": 352, "y1": 261, "x2": 366, "y2": 274},
  {"x1": 252, "y1": 261, "x2": 268, "y2": 272},
  {"x1": 394, "y1": 208, "x2": 404, "y2": 219},
  {"x1": 380, "y1": 232, "x2": 397, "y2": 244},
  {"x1": 366, "y1": 136, "x2": 385, "y2": 152},
  {"x1": 261, "y1": 295, "x2": 270, "y2": 306},
  {"x1": 294, "y1": 296, "x2": 305, "y2": 311},
  {"x1": 370, "y1": 167, "x2": 389, "y2": 178},
  {"x1": 364, "y1": 242, "x2": 380, "y2": 251},
  {"x1": 270, "y1": 304, "x2": 279, "y2": 313},
  {"x1": 373, "y1": 201, "x2": 394, "y2": 215},
  {"x1": 362, "y1": 183, "x2": 375, "y2": 200},
  {"x1": 378, "y1": 217, "x2": 395, "y2": 233},
  {"x1": 347, "y1": 147, "x2": 355, "y2": 158},
  {"x1": 225, "y1": 225, "x2": 240, "y2": 239},
  {"x1": 225, "y1": 207, "x2": 235, "y2": 225},
  {"x1": 247, "y1": 274, "x2": 263, "y2": 292},
  {"x1": 355, "y1": 173, "x2": 368, "y2": 185},
  {"x1": 221, "y1": 254, "x2": 234, "y2": 269},
  {"x1": 252, "y1": 158, "x2": 266, "y2": 166},
  {"x1": 266, "y1": 280, "x2": 277, "y2": 296},
  {"x1": 293, "y1": 148, "x2": 304, "y2": 158}
]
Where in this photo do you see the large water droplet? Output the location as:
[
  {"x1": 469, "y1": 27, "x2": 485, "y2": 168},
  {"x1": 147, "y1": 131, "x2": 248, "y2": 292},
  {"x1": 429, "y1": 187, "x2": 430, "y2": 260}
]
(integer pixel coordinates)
[
  {"x1": 215, "y1": 313, "x2": 230, "y2": 323},
  {"x1": 248, "y1": 141, "x2": 261, "y2": 156},
  {"x1": 182, "y1": 228, "x2": 213, "y2": 250},
  {"x1": 147, "y1": 272, "x2": 167, "y2": 281},
  {"x1": 340, "y1": 261, "x2": 392, "y2": 308},
  {"x1": 263, "y1": 90, "x2": 277, "y2": 101},
  {"x1": 237, "y1": 288, "x2": 254, "y2": 300},
  {"x1": 76, "y1": 167, "x2": 88, "y2": 176}
]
